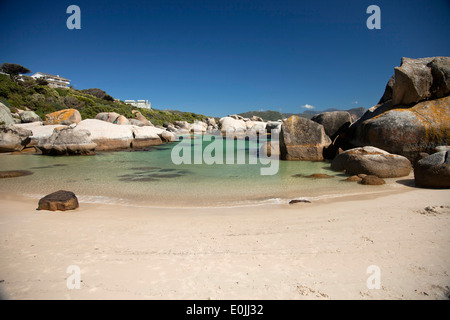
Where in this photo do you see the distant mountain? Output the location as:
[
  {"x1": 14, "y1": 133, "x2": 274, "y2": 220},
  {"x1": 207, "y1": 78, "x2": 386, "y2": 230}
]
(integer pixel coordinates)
[
  {"x1": 238, "y1": 107, "x2": 367, "y2": 122},
  {"x1": 283, "y1": 107, "x2": 366, "y2": 120},
  {"x1": 238, "y1": 110, "x2": 284, "y2": 121}
]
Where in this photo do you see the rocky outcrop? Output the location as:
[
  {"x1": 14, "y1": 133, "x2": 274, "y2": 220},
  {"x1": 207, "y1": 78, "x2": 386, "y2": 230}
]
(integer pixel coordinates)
[
  {"x1": 19, "y1": 110, "x2": 41, "y2": 123},
  {"x1": 0, "y1": 102, "x2": 15, "y2": 126},
  {"x1": 37, "y1": 127, "x2": 97, "y2": 155},
  {"x1": 311, "y1": 111, "x2": 352, "y2": 139},
  {"x1": 347, "y1": 57, "x2": 450, "y2": 162},
  {"x1": 387, "y1": 57, "x2": 450, "y2": 106},
  {"x1": 251, "y1": 115, "x2": 264, "y2": 122},
  {"x1": 414, "y1": 151, "x2": 450, "y2": 188},
  {"x1": 219, "y1": 117, "x2": 247, "y2": 134},
  {"x1": 13, "y1": 122, "x2": 68, "y2": 147},
  {"x1": 331, "y1": 146, "x2": 412, "y2": 178},
  {"x1": 0, "y1": 125, "x2": 32, "y2": 152},
  {"x1": 95, "y1": 112, "x2": 121, "y2": 123},
  {"x1": 132, "y1": 110, "x2": 153, "y2": 126},
  {"x1": 45, "y1": 109, "x2": 82, "y2": 125},
  {"x1": 74, "y1": 119, "x2": 134, "y2": 151},
  {"x1": 37, "y1": 190, "x2": 79, "y2": 211},
  {"x1": 129, "y1": 119, "x2": 145, "y2": 127},
  {"x1": 279, "y1": 115, "x2": 331, "y2": 161},
  {"x1": 351, "y1": 96, "x2": 449, "y2": 162},
  {"x1": 131, "y1": 126, "x2": 163, "y2": 149},
  {"x1": 190, "y1": 121, "x2": 207, "y2": 133}
]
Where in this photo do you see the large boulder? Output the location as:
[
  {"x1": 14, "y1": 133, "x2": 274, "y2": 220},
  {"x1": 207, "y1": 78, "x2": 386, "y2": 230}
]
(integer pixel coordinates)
[
  {"x1": 37, "y1": 190, "x2": 79, "y2": 211},
  {"x1": 378, "y1": 57, "x2": 449, "y2": 106},
  {"x1": 0, "y1": 102, "x2": 15, "y2": 126},
  {"x1": 219, "y1": 117, "x2": 247, "y2": 134},
  {"x1": 45, "y1": 109, "x2": 82, "y2": 125},
  {"x1": 19, "y1": 110, "x2": 41, "y2": 123},
  {"x1": 37, "y1": 127, "x2": 97, "y2": 155},
  {"x1": 73, "y1": 119, "x2": 134, "y2": 151},
  {"x1": 331, "y1": 146, "x2": 412, "y2": 178},
  {"x1": 0, "y1": 125, "x2": 32, "y2": 152},
  {"x1": 376, "y1": 56, "x2": 450, "y2": 104},
  {"x1": 311, "y1": 111, "x2": 352, "y2": 138},
  {"x1": 351, "y1": 96, "x2": 449, "y2": 162},
  {"x1": 132, "y1": 110, "x2": 153, "y2": 126},
  {"x1": 414, "y1": 151, "x2": 450, "y2": 188},
  {"x1": 94, "y1": 112, "x2": 121, "y2": 123},
  {"x1": 206, "y1": 117, "x2": 217, "y2": 128},
  {"x1": 13, "y1": 123, "x2": 67, "y2": 147},
  {"x1": 173, "y1": 121, "x2": 191, "y2": 130},
  {"x1": 130, "y1": 126, "x2": 163, "y2": 149},
  {"x1": 190, "y1": 121, "x2": 207, "y2": 133},
  {"x1": 391, "y1": 57, "x2": 435, "y2": 106},
  {"x1": 279, "y1": 115, "x2": 331, "y2": 161}
]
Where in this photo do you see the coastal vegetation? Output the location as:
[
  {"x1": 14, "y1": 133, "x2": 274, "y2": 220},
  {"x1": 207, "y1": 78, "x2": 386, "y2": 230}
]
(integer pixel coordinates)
[{"x1": 0, "y1": 71, "x2": 207, "y2": 126}]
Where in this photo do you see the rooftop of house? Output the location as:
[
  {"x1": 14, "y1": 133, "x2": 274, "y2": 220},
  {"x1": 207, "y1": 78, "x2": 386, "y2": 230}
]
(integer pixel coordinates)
[{"x1": 32, "y1": 72, "x2": 70, "y2": 81}]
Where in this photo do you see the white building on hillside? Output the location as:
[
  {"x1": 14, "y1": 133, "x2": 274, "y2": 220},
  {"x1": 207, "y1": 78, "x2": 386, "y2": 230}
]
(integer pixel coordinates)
[
  {"x1": 31, "y1": 72, "x2": 71, "y2": 88},
  {"x1": 124, "y1": 99, "x2": 151, "y2": 109}
]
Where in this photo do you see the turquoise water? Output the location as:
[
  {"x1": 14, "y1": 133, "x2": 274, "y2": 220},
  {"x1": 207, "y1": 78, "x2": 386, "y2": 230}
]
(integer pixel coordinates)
[{"x1": 0, "y1": 136, "x2": 386, "y2": 207}]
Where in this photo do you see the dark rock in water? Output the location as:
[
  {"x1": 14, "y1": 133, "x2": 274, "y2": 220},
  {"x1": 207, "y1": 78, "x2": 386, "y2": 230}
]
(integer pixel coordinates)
[
  {"x1": 159, "y1": 168, "x2": 177, "y2": 172},
  {"x1": 359, "y1": 175, "x2": 386, "y2": 185},
  {"x1": 343, "y1": 175, "x2": 362, "y2": 182},
  {"x1": 414, "y1": 151, "x2": 450, "y2": 188},
  {"x1": 129, "y1": 166, "x2": 160, "y2": 171},
  {"x1": 306, "y1": 173, "x2": 334, "y2": 179},
  {"x1": 289, "y1": 199, "x2": 312, "y2": 204},
  {"x1": 37, "y1": 190, "x2": 79, "y2": 211},
  {"x1": 279, "y1": 115, "x2": 331, "y2": 161},
  {"x1": 0, "y1": 170, "x2": 34, "y2": 178},
  {"x1": 331, "y1": 146, "x2": 412, "y2": 178}
]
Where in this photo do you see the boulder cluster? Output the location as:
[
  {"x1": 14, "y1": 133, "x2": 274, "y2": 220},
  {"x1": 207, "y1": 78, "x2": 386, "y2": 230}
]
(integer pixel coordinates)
[
  {"x1": 277, "y1": 56, "x2": 449, "y2": 188},
  {"x1": 0, "y1": 56, "x2": 448, "y2": 190}
]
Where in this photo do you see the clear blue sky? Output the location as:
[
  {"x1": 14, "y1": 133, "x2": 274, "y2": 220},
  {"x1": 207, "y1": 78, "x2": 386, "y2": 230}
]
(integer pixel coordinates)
[{"x1": 1, "y1": 0, "x2": 449, "y2": 117}]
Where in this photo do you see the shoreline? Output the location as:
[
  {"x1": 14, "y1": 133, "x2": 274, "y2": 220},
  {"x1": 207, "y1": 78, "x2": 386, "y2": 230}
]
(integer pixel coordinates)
[
  {"x1": 0, "y1": 179, "x2": 413, "y2": 210},
  {"x1": 0, "y1": 185, "x2": 449, "y2": 300}
]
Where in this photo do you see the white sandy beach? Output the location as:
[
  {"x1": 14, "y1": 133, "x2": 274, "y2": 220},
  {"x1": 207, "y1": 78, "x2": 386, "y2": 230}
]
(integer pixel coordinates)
[{"x1": 0, "y1": 185, "x2": 449, "y2": 300}]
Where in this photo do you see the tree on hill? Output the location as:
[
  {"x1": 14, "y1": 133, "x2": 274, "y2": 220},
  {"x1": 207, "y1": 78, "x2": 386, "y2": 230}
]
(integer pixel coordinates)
[{"x1": 1, "y1": 63, "x2": 31, "y2": 82}]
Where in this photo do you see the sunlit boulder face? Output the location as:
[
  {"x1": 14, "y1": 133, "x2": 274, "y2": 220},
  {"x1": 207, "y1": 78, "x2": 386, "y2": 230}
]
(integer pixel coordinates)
[
  {"x1": 279, "y1": 115, "x2": 331, "y2": 161},
  {"x1": 73, "y1": 119, "x2": 134, "y2": 151},
  {"x1": 331, "y1": 146, "x2": 412, "y2": 178},
  {"x1": 352, "y1": 96, "x2": 449, "y2": 163},
  {"x1": 0, "y1": 125, "x2": 32, "y2": 152},
  {"x1": 347, "y1": 57, "x2": 450, "y2": 162},
  {"x1": 37, "y1": 127, "x2": 97, "y2": 155}
]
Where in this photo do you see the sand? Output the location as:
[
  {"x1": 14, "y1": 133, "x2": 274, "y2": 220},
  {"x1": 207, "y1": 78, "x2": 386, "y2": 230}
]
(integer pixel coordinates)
[{"x1": 0, "y1": 186, "x2": 449, "y2": 300}]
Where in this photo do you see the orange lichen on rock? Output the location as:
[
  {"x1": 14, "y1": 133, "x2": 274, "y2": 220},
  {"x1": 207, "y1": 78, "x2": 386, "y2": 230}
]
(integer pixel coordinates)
[{"x1": 45, "y1": 109, "x2": 82, "y2": 126}]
